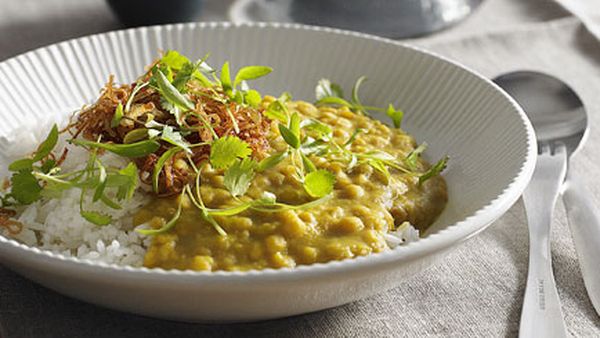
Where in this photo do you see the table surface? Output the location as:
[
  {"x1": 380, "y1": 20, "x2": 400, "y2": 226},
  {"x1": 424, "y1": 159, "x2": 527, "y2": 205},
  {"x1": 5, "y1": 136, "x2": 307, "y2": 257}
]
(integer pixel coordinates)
[{"x1": 2, "y1": 0, "x2": 600, "y2": 337}]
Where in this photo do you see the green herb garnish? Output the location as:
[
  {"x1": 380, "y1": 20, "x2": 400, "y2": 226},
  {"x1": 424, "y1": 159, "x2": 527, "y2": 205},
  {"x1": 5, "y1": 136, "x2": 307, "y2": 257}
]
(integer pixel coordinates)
[
  {"x1": 405, "y1": 143, "x2": 427, "y2": 171},
  {"x1": 122, "y1": 128, "x2": 148, "y2": 144},
  {"x1": 265, "y1": 99, "x2": 289, "y2": 123},
  {"x1": 316, "y1": 78, "x2": 344, "y2": 100},
  {"x1": 136, "y1": 191, "x2": 185, "y2": 235},
  {"x1": 303, "y1": 169, "x2": 335, "y2": 198},
  {"x1": 81, "y1": 210, "x2": 112, "y2": 226},
  {"x1": 155, "y1": 69, "x2": 195, "y2": 112},
  {"x1": 224, "y1": 157, "x2": 257, "y2": 197},
  {"x1": 10, "y1": 171, "x2": 42, "y2": 204},
  {"x1": 209, "y1": 136, "x2": 252, "y2": 169},
  {"x1": 70, "y1": 139, "x2": 160, "y2": 158},
  {"x1": 33, "y1": 124, "x2": 59, "y2": 162},
  {"x1": 111, "y1": 102, "x2": 124, "y2": 128},
  {"x1": 153, "y1": 147, "x2": 182, "y2": 193},
  {"x1": 233, "y1": 66, "x2": 272, "y2": 88},
  {"x1": 419, "y1": 156, "x2": 449, "y2": 185},
  {"x1": 257, "y1": 151, "x2": 288, "y2": 172},
  {"x1": 386, "y1": 104, "x2": 404, "y2": 128}
]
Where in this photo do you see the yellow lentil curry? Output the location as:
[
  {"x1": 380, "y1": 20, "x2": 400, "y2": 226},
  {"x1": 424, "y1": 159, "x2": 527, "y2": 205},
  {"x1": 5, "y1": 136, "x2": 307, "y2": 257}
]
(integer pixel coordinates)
[
  {"x1": 1, "y1": 50, "x2": 448, "y2": 272},
  {"x1": 135, "y1": 99, "x2": 447, "y2": 271}
]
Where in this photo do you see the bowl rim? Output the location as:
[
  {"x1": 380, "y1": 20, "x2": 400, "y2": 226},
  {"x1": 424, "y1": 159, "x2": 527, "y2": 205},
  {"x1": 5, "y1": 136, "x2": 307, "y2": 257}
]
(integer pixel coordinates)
[{"x1": 0, "y1": 21, "x2": 537, "y2": 283}]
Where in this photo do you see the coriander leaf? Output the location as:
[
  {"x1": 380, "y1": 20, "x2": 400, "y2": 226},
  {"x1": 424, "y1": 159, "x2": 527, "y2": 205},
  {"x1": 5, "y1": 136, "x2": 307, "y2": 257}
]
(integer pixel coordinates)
[
  {"x1": 300, "y1": 152, "x2": 317, "y2": 173},
  {"x1": 233, "y1": 90, "x2": 244, "y2": 104},
  {"x1": 81, "y1": 211, "x2": 112, "y2": 226},
  {"x1": 8, "y1": 158, "x2": 33, "y2": 172},
  {"x1": 136, "y1": 192, "x2": 184, "y2": 235},
  {"x1": 386, "y1": 103, "x2": 404, "y2": 128},
  {"x1": 264, "y1": 100, "x2": 288, "y2": 123},
  {"x1": 244, "y1": 89, "x2": 262, "y2": 108},
  {"x1": 257, "y1": 151, "x2": 288, "y2": 172},
  {"x1": 193, "y1": 69, "x2": 213, "y2": 87},
  {"x1": 224, "y1": 157, "x2": 257, "y2": 197},
  {"x1": 33, "y1": 124, "x2": 59, "y2": 162},
  {"x1": 315, "y1": 96, "x2": 353, "y2": 108},
  {"x1": 161, "y1": 125, "x2": 191, "y2": 153},
  {"x1": 115, "y1": 162, "x2": 138, "y2": 200},
  {"x1": 149, "y1": 64, "x2": 173, "y2": 86},
  {"x1": 303, "y1": 169, "x2": 335, "y2": 198},
  {"x1": 419, "y1": 156, "x2": 448, "y2": 185},
  {"x1": 233, "y1": 66, "x2": 273, "y2": 88},
  {"x1": 11, "y1": 171, "x2": 42, "y2": 204},
  {"x1": 155, "y1": 70, "x2": 195, "y2": 111},
  {"x1": 405, "y1": 143, "x2": 427, "y2": 171},
  {"x1": 289, "y1": 112, "x2": 301, "y2": 139},
  {"x1": 40, "y1": 159, "x2": 56, "y2": 174},
  {"x1": 209, "y1": 136, "x2": 252, "y2": 169},
  {"x1": 111, "y1": 102, "x2": 124, "y2": 128},
  {"x1": 71, "y1": 139, "x2": 160, "y2": 158},
  {"x1": 153, "y1": 147, "x2": 181, "y2": 192},
  {"x1": 278, "y1": 124, "x2": 300, "y2": 149},
  {"x1": 351, "y1": 76, "x2": 367, "y2": 107},
  {"x1": 220, "y1": 62, "x2": 232, "y2": 96},
  {"x1": 172, "y1": 61, "x2": 197, "y2": 91},
  {"x1": 315, "y1": 79, "x2": 344, "y2": 100},
  {"x1": 189, "y1": 55, "x2": 214, "y2": 87},
  {"x1": 160, "y1": 50, "x2": 190, "y2": 70},
  {"x1": 123, "y1": 128, "x2": 148, "y2": 144}
]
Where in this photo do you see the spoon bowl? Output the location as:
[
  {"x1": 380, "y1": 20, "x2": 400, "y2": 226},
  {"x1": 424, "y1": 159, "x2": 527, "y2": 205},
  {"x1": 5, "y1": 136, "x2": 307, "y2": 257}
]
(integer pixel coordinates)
[{"x1": 494, "y1": 71, "x2": 587, "y2": 158}]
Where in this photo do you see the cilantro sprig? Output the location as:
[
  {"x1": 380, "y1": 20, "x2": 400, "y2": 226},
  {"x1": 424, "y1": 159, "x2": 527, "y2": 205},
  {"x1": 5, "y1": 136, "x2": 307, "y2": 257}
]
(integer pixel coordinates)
[
  {"x1": 315, "y1": 77, "x2": 404, "y2": 126},
  {"x1": 313, "y1": 78, "x2": 447, "y2": 184},
  {"x1": 4, "y1": 125, "x2": 140, "y2": 225}
]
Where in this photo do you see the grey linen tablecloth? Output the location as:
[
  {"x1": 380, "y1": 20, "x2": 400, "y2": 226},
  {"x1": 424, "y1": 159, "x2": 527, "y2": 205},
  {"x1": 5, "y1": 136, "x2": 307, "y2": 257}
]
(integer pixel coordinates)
[{"x1": 2, "y1": 0, "x2": 600, "y2": 337}]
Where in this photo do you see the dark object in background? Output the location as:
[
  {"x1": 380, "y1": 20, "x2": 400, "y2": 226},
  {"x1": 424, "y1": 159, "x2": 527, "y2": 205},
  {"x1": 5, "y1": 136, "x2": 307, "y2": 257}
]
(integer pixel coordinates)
[
  {"x1": 107, "y1": 0, "x2": 204, "y2": 27},
  {"x1": 230, "y1": 0, "x2": 483, "y2": 39}
]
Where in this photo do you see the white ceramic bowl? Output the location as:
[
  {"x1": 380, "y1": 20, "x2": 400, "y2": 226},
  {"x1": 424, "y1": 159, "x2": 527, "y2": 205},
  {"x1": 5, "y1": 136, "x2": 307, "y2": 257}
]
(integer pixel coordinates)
[{"x1": 0, "y1": 22, "x2": 536, "y2": 322}]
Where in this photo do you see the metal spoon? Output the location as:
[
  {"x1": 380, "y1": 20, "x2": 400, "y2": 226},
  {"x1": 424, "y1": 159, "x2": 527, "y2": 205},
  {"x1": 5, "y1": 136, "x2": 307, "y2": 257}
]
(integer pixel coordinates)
[{"x1": 494, "y1": 71, "x2": 600, "y2": 336}]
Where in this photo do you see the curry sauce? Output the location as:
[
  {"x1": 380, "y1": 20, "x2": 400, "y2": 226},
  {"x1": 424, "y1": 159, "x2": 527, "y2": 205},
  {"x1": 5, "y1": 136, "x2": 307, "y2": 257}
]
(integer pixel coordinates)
[{"x1": 134, "y1": 100, "x2": 447, "y2": 271}]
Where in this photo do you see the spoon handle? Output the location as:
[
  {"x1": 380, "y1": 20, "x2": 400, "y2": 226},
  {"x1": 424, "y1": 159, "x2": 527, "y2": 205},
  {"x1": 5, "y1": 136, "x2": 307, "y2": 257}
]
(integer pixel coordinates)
[
  {"x1": 520, "y1": 147, "x2": 568, "y2": 338},
  {"x1": 562, "y1": 170, "x2": 600, "y2": 315}
]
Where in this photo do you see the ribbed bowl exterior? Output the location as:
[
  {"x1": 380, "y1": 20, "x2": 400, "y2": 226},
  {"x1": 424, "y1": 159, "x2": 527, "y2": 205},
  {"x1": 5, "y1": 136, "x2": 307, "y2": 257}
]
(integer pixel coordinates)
[{"x1": 0, "y1": 22, "x2": 535, "y2": 322}]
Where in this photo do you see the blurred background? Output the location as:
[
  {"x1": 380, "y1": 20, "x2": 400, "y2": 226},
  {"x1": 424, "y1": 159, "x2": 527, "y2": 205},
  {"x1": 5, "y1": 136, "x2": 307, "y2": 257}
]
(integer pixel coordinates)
[
  {"x1": 105, "y1": 0, "x2": 483, "y2": 38},
  {"x1": 0, "y1": 0, "x2": 569, "y2": 61}
]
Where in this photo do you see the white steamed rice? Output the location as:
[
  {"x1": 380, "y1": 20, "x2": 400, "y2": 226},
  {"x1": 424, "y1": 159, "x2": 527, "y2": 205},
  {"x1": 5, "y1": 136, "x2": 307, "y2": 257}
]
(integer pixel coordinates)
[{"x1": 11, "y1": 148, "x2": 151, "y2": 266}]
